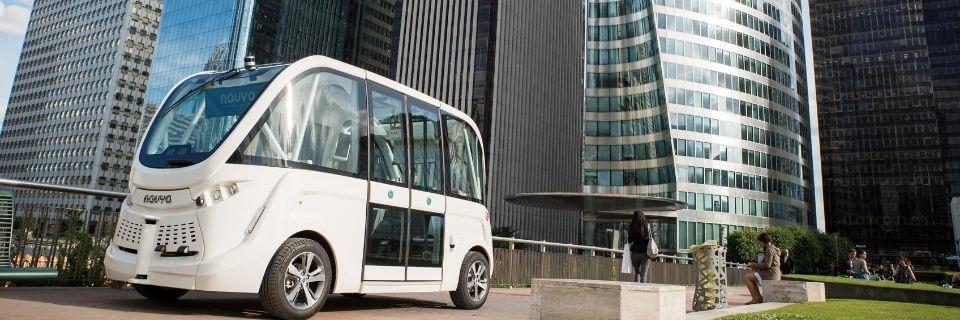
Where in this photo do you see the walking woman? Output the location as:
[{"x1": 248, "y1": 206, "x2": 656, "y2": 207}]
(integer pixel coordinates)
[
  {"x1": 745, "y1": 232, "x2": 781, "y2": 304},
  {"x1": 628, "y1": 211, "x2": 655, "y2": 283}
]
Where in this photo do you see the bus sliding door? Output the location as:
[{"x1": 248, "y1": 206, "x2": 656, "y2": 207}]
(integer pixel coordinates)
[
  {"x1": 364, "y1": 84, "x2": 409, "y2": 281},
  {"x1": 406, "y1": 99, "x2": 445, "y2": 281}
]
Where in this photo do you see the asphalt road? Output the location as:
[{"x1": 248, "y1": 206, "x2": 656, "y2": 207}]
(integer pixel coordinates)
[{"x1": 0, "y1": 287, "x2": 532, "y2": 319}]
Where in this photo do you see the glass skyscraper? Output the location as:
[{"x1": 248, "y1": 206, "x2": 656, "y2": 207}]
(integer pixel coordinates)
[
  {"x1": 142, "y1": 0, "x2": 401, "y2": 130},
  {"x1": 813, "y1": 0, "x2": 960, "y2": 259},
  {"x1": 584, "y1": 0, "x2": 822, "y2": 254},
  {"x1": 395, "y1": 0, "x2": 585, "y2": 243},
  {"x1": 0, "y1": 0, "x2": 163, "y2": 217}
]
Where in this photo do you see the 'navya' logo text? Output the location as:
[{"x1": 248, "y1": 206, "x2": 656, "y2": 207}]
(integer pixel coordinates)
[
  {"x1": 143, "y1": 194, "x2": 173, "y2": 204},
  {"x1": 219, "y1": 91, "x2": 258, "y2": 105}
]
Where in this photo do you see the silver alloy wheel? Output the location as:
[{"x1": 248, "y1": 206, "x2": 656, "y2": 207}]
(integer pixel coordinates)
[
  {"x1": 466, "y1": 260, "x2": 489, "y2": 301},
  {"x1": 283, "y1": 252, "x2": 325, "y2": 310}
]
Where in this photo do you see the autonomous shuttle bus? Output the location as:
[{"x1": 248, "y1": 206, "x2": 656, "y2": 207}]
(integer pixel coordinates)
[{"x1": 104, "y1": 56, "x2": 492, "y2": 320}]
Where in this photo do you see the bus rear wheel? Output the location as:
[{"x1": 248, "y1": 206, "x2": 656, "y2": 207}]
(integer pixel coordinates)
[
  {"x1": 259, "y1": 238, "x2": 333, "y2": 320},
  {"x1": 133, "y1": 284, "x2": 189, "y2": 301},
  {"x1": 450, "y1": 251, "x2": 489, "y2": 310}
]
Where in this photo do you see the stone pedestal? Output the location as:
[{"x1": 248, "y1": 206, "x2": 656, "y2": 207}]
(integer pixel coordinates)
[
  {"x1": 761, "y1": 280, "x2": 826, "y2": 303},
  {"x1": 529, "y1": 279, "x2": 686, "y2": 320}
]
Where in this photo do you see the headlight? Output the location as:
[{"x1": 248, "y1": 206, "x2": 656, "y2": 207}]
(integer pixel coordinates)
[{"x1": 195, "y1": 182, "x2": 239, "y2": 208}]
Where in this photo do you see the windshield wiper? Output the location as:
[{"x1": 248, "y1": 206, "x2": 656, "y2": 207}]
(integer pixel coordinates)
[
  {"x1": 165, "y1": 159, "x2": 196, "y2": 168},
  {"x1": 156, "y1": 68, "x2": 242, "y2": 120}
]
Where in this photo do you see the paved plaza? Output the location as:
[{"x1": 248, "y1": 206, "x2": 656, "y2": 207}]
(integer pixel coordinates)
[{"x1": 0, "y1": 285, "x2": 775, "y2": 319}]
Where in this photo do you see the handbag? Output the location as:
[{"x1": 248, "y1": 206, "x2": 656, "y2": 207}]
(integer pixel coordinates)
[
  {"x1": 621, "y1": 243, "x2": 634, "y2": 274},
  {"x1": 646, "y1": 238, "x2": 659, "y2": 259},
  {"x1": 647, "y1": 224, "x2": 660, "y2": 260}
]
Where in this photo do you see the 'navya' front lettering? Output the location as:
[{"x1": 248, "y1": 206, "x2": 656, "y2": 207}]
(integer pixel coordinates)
[{"x1": 142, "y1": 194, "x2": 173, "y2": 204}]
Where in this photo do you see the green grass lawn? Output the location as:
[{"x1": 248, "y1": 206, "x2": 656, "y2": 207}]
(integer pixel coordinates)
[
  {"x1": 720, "y1": 299, "x2": 960, "y2": 320},
  {"x1": 784, "y1": 274, "x2": 960, "y2": 294}
]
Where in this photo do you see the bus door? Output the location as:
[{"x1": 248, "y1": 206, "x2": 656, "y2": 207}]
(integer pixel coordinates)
[
  {"x1": 406, "y1": 99, "x2": 445, "y2": 281},
  {"x1": 364, "y1": 84, "x2": 410, "y2": 281}
]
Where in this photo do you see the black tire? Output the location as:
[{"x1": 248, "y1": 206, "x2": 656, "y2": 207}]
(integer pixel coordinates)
[
  {"x1": 342, "y1": 293, "x2": 366, "y2": 299},
  {"x1": 259, "y1": 238, "x2": 333, "y2": 320},
  {"x1": 449, "y1": 251, "x2": 490, "y2": 310},
  {"x1": 133, "y1": 284, "x2": 189, "y2": 301}
]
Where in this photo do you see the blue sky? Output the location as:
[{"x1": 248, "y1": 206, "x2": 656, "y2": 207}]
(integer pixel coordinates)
[{"x1": 0, "y1": 0, "x2": 33, "y2": 131}]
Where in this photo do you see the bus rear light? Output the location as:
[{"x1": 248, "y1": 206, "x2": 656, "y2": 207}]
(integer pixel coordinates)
[{"x1": 485, "y1": 211, "x2": 490, "y2": 222}]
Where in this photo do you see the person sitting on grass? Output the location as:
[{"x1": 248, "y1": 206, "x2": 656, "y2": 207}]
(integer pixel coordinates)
[
  {"x1": 745, "y1": 232, "x2": 781, "y2": 305},
  {"x1": 854, "y1": 251, "x2": 880, "y2": 280},
  {"x1": 893, "y1": 256, "x2": 916, "y2": 284},
  {"x1": 840, "y1": 249, "x2": 858, "y2": 277}
]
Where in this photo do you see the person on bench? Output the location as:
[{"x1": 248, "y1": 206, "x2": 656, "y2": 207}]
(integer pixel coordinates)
[{"x1": 745, "y1": 232, "x2": 781, "y2": 305}]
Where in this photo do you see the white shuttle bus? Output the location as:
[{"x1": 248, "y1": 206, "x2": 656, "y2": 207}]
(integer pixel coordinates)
[{"x1": 105, "y1": 56, "x2": 492, "y2": 319}]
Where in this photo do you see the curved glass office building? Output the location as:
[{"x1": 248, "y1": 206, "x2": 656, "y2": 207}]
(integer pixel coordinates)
[{"x1": 583, "y1": 0, "x2": 822, "y2": 255}]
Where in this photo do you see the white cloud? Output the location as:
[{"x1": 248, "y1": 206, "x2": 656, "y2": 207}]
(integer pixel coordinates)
[{"x1": 0, "y1": 2, "x2": 31, "y2": 36}]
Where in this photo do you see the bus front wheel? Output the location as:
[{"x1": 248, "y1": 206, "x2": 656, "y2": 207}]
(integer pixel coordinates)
[
  {"x1": 259, "y1": 238, "x2": 333, "y2": 320},
  {"x1": 449, "y1": 251, "x2": 489, "y2": 309}
]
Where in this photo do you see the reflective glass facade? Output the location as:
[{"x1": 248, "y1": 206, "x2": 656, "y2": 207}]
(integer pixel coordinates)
[
  {"x1": 585, "y1": 0, "x2": 821, "y2": 254},
  {"x1": 142, "y1": 0, "x2": 402, "y2": 133},
  {"x1": 395, "y1": 0, "x2": 585, "y2": 243},
  {"x1": 813, "y1": 0, "x2": 960, "y2": 258}
]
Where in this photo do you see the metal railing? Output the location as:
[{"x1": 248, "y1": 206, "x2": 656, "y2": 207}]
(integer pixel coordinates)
[
  {"x1": 492, "y1": 236, "x2": 747, "y2": 268},
  {"x1": 490, "y1": 236, "x2": 749, "y2": 287},
  {"x1": 0, "y1": 179, "x2": 125, "y2": 285}
]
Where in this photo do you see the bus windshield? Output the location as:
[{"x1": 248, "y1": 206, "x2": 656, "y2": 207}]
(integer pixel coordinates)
[{"x1": 139, "y1": 65, "x2": 286, "y2": 168}]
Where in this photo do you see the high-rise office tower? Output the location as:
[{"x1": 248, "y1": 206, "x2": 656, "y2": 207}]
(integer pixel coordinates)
[
  {"x1": 142, "y1": 0, "x2": 402, "y2": 130},
  {"x1": 813, "y1": 0, "x2": 960, "y2": 258},
  {"x1": 0, "y1": 0, "x2": 163, "y2": 217},
  {"x1": 0, "y1": 187, "x2": 12, "y2": 267},
  {"x1": 583, "y1": 0, "x2": 822, "y2": 254},
  {"x1": 394, "y1": 0, "x2": 585, "y2": 243}
]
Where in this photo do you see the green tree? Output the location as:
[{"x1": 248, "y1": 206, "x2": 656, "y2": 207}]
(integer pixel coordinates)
[
  {"x1": 726, "y1": 226, "x2": 854, "y2": 274},
  {"x1": 726, "y1": 229, "x2": 761, "y2": 264}
]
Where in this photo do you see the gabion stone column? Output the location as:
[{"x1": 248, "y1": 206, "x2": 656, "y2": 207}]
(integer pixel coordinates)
[{"x1": 691, "y1": 242, "x2": 727, "y2": 311}]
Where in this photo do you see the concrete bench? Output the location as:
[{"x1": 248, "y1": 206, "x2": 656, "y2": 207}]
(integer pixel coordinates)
[
  {"x1": 530, "y1": 279, "x2": 685, "y2": 320},
  {"x1": 761, "y1": 280, "x2": 825, "y2": 303}
]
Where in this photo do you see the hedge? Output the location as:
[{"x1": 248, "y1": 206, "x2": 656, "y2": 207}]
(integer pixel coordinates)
[{"x1": 726, "y1": 226, "x2": 853, "y2": 274}]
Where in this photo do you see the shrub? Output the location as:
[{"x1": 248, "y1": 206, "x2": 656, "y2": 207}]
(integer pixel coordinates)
[
  {"x1": 727, "y1": 229, "x2": 761, "y2": 264},
  {"x1": 726, "y1": 226, "x2": 853, "y2": 274}
]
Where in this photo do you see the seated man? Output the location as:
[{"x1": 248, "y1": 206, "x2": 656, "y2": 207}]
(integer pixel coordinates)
[{"x1": 839, "y1": 249, "x2": 858, "y2": 277}]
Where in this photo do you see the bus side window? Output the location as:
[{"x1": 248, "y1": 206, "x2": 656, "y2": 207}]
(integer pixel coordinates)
[
  {"x1": 368, "y1": 86, "x2": 408, "y2": 185},
  {"x1": 242, "y1": 71, "x2": 362, "y2": 174},
  {"x1": 443, "y1": 116, "x2": 484, "y2": 201},
  {"x1": 408, "y1": 100, "x2": 442, "y2": 192}
]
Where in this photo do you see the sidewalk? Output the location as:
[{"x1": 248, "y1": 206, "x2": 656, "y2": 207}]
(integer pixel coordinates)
[{"x1": 0, "y1": 285, "x2": 785, "y2": 319}]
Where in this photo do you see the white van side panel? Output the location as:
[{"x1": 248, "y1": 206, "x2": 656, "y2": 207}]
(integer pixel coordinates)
[
  {"x1": 194, "y1": 165, "x2": 368, "y2": 293},
  {"x1": 441, "y1": 196, "x2": 492, "y2": 291},
  {"x1": 264, "y1": 170, "x2": 369, "y2": 293}
]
